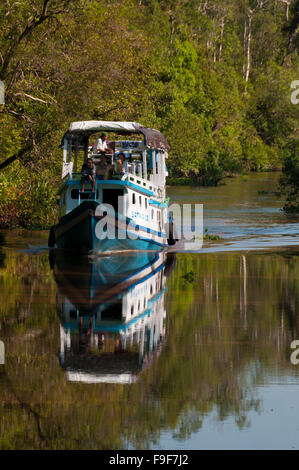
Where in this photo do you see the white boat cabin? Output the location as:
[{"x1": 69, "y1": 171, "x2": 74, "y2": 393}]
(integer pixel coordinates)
[{"x1": 58, "y1": 121, "x2": 170, "y2": 235}]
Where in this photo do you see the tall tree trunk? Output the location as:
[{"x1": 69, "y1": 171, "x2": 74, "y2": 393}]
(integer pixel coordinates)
[
  {"x1": 280, "y1": 0, "x2": 290, "y2": 20},
  {"x1": 199, "y1": 1, "x2": 209, "y2": 14},
  {"x1": 281, "y1": 0, "x2": 299, "y2": 65},
  {"x1": 219, "y1": 17, "x2": 225, "y2": 60},
  {"x1": 243, "y1": 20, "x2": 248, "y2": 77},
  {"x1": 170, "y1": 14, "x2": 175, "y2": 45},
  {"x1": 286, "y1": 1, "x2": 290, "y2": 20},
  {"x1": 244, "y1": 12, "x2": 253, "y2": 89}
]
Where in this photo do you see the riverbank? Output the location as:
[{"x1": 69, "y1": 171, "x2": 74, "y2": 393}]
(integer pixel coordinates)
[
  {"x1": 1, "y1": 172, "x2": 298, "y2": 255},
  {"x1": 166, "y1": 168, "x2": 283, "y2": 187}
]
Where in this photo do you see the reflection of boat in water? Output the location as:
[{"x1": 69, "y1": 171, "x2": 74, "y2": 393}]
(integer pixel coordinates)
[{"x1": 52, "y1": 251, "x2": 176, "y2": 383}]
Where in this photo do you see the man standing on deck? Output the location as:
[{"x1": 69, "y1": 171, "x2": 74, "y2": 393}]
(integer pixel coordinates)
[
  {"x1": 95, "y1": 132, "x2": 113, "y2": 156},
  {"x1": 81, "y1": 158, "x2": 96, "y2": 193}
]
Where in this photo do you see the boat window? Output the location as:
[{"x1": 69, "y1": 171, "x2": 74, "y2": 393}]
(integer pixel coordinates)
[
  {"x1": 131, "y1": 305, "x2": 134, "y2": 316},
  {"x1": 139, "y1": 195, "x2": 142, "y2": 206},
  {"x1": 151, "y1": 209, "x2": 154, "y2": 220},
  {"x1": 132, "y1": 193, "x2": 136, "y2": 204},
  {"x1": 145, "y1": 198, "x2": 147, "y2": 209}
]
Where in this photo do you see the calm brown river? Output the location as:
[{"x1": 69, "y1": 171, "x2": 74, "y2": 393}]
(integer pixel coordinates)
[{"x1": 0, "y1": 173, "x2": 299, "y2": 449}]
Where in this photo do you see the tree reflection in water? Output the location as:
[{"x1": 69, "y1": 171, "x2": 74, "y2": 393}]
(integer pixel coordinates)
[
  {"x1": 0, "y1": 247, "x2": 298, "y2": 449},
  {"x1": 0, "y1": 232, "x2": 5, "y2": 268}
]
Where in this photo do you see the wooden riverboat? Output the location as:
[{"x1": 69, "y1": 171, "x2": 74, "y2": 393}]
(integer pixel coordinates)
[{"x1": 49, "y1": 121, "x2": 176, "y2": 253}]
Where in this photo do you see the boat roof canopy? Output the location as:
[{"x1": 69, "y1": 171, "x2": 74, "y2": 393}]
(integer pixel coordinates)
[
  {"x1": 67, "y1": 120, "x2": 170, "y2": 151},
  {"x1": 70, "y1": 120, "x2": 141, "y2": 134}
]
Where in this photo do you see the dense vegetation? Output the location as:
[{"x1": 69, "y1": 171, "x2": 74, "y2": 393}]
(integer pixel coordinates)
[{"x1": 0, "y1": 0, "x2": 298, "y2": 227}]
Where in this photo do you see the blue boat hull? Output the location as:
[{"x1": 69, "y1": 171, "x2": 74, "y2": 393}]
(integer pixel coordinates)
[{"x1": 54, "y1": 201, "x2": 168, "y2": 253}]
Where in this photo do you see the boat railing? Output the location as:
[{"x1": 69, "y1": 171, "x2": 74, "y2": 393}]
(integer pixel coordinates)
[
  {"x1": 62, "y1": 161, "x2": 73, "y2": 180},
  {"x1": 65, "y1": 161, "x2": 164, "y2": 203},
  {"x1": 123, "y1": 162, "x2": 164, "y2": 198},
  {"x1": 123, "y1": 161, "x2": 143, "y2": 178}
]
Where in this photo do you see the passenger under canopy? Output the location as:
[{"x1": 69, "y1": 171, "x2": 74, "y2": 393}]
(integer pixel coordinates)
[
  {"x1": 60, "y1": 120, "x2": 169, "y2": 196},
  {"x1": 68, "y1": 120, "x2": 170, "y2": 151}
]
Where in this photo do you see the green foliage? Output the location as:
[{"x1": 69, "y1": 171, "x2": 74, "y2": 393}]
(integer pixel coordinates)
[
  {"x1": 203, "y1": 227, "x2": 221, "y2": 241},
  {"x1": 0, "y1": 164, "x2": 57, "y2": 229},
  {"x1": 181, "y1": 270, "x2": 196, "y2": 283},
  {"x1": 0, "y1": 0, "x2": 298, "y2": 226}
]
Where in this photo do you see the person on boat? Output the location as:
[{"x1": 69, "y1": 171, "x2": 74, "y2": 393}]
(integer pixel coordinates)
[
  {"x1": 95, "y1": 132, "x2": 113, "y2": 156},
  {"x1": 115, "y1": 153, "x2": 125, "y2": 174},
  {"x1": 96, "y1": 155, "x2": 111, "y2": 180},
  {"x1": 81, "y1": 158, "x2": 96, "y2": 192}
]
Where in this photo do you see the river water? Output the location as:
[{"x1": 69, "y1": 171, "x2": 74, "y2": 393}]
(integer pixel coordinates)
[{"x1": 0, "y1": 172, "x2": 299, "y2": 450}]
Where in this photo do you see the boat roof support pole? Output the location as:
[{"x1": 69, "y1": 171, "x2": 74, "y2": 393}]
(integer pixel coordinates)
[
  {"x1": 142, "y1": 148, "x2": 147, "y2": 180},
  {"x1": 160, "y1": 152, "x2": 166, "y2": 199},
  {"x1": 152, "y1": 150, "x2": 157, "y2": 186},
  {"x1": 67, "y1": 138, "x2": 72, "y2": 163},
  {"x1": 74, "y1": 145, "x2": 78, "y2": 173},
  {"x1": 63, "y1": 137, "x2": 68, "y2": 161},
  {"x1": 84, "y1": 140, "x2": 88, "y2": 163},
  {"x1": 157, "y1": 151, "x2": 162, "y2": 188},
  {"x1": 62, "y1": 137, "x2": 68, "y2": 177}
]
